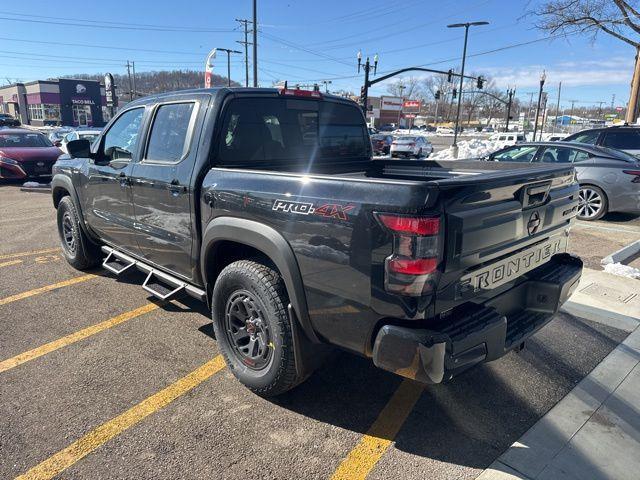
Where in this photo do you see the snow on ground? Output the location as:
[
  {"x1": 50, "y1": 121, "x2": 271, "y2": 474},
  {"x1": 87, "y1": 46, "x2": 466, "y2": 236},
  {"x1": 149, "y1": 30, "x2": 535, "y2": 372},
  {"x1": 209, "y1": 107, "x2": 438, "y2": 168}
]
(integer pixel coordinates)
[
  {"x1": 431, "y1": 138, "x2": 505, "y2": 160},
  {"x1": 603, "y1": 262, "x2": 640, "y2": 280}
]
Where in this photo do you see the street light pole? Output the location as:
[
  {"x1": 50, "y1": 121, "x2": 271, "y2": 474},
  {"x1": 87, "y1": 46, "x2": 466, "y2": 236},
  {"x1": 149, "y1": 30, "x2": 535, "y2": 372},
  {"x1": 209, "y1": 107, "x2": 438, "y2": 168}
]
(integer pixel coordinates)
[
  {"x1": 447, "y1": 21, "x2": 488, "y2": 158},
  {"x1": 533, "y1": 70, "x2": 546, "y2": 141},
  {"x1": 505, "y1": 88, "x2": 515, "y2": 132}
]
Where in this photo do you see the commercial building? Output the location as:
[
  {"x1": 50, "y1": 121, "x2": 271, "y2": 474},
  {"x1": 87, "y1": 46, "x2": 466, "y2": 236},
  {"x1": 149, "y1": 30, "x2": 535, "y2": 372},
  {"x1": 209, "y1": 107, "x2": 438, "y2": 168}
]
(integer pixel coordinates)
[{"x1": 0, "y1": 78, "x2": 107, "y2": 128}]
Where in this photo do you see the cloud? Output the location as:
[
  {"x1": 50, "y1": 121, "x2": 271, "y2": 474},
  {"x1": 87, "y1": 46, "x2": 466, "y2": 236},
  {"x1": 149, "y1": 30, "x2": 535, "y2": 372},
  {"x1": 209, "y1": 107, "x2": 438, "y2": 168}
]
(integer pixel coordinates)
[{"x1": 484, "y1": 57, "x2": 633, "y2": 88}]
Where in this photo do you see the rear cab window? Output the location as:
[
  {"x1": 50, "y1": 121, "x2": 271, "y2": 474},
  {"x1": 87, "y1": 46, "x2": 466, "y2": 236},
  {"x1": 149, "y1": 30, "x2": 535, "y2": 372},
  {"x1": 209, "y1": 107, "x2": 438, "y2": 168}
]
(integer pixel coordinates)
[
  {"x1": 144, "y1": 102, "x2": 196, "y2": 163},
  {"x1": 217, "y1": 97, "x2": 369, "y2": 168}
]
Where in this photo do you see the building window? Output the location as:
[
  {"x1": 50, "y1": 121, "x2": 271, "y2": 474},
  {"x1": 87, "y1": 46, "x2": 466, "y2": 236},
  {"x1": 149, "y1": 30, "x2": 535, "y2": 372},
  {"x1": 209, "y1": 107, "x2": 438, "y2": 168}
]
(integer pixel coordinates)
[
  {"x1": 28, "y1": 104, "x2": 44, "y2": 120},
  {"x1": 43, "y1": 104, "x2": 61, "y2": 121},
  {"x1": 72, "y1": 104, "x2": 92, "y2": 126}
]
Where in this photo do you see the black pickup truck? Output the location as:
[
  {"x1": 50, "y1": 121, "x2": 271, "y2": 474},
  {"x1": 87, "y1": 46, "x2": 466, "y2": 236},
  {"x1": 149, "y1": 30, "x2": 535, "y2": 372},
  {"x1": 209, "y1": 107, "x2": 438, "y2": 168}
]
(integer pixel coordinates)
[{"x1": 52, "y1": 87, "x2": 583, "y2": 396}]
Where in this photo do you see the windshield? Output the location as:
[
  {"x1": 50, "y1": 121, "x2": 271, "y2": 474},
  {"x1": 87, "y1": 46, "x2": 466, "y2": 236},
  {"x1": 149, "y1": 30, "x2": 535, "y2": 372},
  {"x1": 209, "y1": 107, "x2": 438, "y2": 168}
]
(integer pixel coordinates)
[
  {"x1": 218, "y1": 97, "x2": 369, "y2": 166},
  {"x1": 397, "y1": 136, "x2": 417, "y2": 141},
  {"x1": 0, "y1": 132, "x2": 53, "y2": 148}
]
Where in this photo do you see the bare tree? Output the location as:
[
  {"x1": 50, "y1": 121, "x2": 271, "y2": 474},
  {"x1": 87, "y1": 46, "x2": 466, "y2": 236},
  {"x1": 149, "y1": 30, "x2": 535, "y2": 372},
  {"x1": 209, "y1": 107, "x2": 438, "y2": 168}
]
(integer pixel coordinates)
[
  {"x1": 385, "y1": 76, "x2": 423, "y2": 98},
  {"x1": 533, "y1": 0, "x2": 640, "y2": 122}
]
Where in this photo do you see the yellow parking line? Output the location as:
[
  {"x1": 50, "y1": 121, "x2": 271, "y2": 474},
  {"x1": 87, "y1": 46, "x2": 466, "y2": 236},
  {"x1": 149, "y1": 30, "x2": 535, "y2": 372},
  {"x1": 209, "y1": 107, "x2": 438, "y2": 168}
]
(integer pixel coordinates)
[
  {"x1": 330, "y1": 380, "x2": 424, "y2": 480},
  {"x1": 0, "y1": 259, "x2": 23, "y2": 268},
  {"x1": 15, "y1": 355, "x2": 226, "y2": 480},
  {"x1": 0, "y1": 303, "x2": 159, "y2": 374},
  {"x1": 0, "y1": 274, "x2": 96, "y2": 307},
  {"x1": 0, "y1": 248, "x2": 59, "y2": 260}
]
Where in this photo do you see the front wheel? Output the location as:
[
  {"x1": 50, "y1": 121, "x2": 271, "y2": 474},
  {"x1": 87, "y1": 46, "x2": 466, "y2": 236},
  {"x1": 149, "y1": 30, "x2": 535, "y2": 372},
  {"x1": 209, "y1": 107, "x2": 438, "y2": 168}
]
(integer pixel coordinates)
[
  {"x1": 578, "y1": 185, "x2": 608, "y2": 221},
  {"x1": 56, "y1": 196, "x2": 102, "y2": 270},
  {"x1": 212, "y1": 260, "x2": 303, "y2": 397}
]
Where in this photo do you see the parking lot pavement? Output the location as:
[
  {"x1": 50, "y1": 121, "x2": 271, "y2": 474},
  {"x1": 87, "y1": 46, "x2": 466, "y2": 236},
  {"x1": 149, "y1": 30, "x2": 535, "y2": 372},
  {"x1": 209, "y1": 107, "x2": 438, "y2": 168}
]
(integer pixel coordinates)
[
  {"x1": 570, "y1": 213, "x2": 640, "y2": 270},
  {"x1": 0, "y1": 184, "x2": 634, "y2": 480}
]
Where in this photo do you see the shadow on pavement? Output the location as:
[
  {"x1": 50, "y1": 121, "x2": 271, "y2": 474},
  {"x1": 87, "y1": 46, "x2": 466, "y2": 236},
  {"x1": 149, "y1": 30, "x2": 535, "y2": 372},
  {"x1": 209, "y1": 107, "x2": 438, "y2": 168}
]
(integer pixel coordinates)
[{"x1": 267, "y1": 312, "x2": 627, "y2": 470}]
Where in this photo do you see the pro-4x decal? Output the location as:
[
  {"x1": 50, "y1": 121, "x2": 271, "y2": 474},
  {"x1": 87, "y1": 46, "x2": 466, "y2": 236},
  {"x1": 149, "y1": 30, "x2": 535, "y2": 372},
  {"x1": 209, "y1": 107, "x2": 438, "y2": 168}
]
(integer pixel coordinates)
[{"x1": 272, "y1": 199, "x2": 354, "y2": 220}]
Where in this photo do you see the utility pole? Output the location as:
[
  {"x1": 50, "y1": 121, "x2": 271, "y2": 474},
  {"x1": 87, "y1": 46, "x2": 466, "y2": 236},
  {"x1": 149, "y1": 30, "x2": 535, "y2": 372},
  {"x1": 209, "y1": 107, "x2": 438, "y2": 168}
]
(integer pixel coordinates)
[
  {"x1": 555, "y1": 81, "x2": 562, "y2": 133},
  {"x1": 126, "y1": 60, "x2": 133, "y2": 102},
  {"x1": 235, "y1": 19, "x2": 252, "y2": 87},
  {"x1": 447, "y1": 21, "x2": 489, "y2": 157},
  {"x1": 252, "y1": 0, "x2": 258, "y2": 87},
  {"x1": 533, "y1": 70, "x2": 546, "y2": 141},
  {"x1": 627, "y1": 47, "x2": 640, "y2": 123},
  {"x1": 131, "y1": 61, "x2": 137, "y2": 99},
  {"x1": 217, "y1": 48, "x2": 242, "y2": 87},
  {"x1": 611, "y1": 94, "x2": 616, "y2": 110}
]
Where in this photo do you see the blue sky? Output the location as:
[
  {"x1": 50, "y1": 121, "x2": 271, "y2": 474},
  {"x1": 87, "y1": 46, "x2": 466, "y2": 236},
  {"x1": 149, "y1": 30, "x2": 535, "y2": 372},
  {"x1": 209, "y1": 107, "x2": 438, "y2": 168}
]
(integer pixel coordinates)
[{"x1": 0, "y1": 0, "x2": 635, "y2": 110}]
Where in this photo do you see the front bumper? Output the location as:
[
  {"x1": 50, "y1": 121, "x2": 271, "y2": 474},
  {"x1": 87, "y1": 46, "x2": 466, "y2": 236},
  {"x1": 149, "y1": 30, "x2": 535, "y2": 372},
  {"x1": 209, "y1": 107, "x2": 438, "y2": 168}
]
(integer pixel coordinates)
[{"x1": 372, "y1": 253, "x2": 583, "y2": 384}]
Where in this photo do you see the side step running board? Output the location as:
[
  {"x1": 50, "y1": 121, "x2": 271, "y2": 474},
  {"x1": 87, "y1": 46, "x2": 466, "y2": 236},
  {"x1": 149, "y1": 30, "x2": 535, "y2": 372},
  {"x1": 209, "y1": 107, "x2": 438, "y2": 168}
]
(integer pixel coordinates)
[
  {"x1": 100, "y1": 246, "x2": 206, "y2": 303},
  {"x1": 103, "y1": 250, "x2": 135, "y2": 275}
]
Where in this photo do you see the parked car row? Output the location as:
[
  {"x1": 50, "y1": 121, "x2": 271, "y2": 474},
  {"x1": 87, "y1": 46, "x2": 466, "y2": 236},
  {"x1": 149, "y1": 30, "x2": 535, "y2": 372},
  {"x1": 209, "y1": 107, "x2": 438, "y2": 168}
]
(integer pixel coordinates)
[
  {"x1": 370, "y1": 133, "x2": 433, "y2": 158},
  {"x1": 485, "y1": 141, "x2": 640, "y2": 221}
]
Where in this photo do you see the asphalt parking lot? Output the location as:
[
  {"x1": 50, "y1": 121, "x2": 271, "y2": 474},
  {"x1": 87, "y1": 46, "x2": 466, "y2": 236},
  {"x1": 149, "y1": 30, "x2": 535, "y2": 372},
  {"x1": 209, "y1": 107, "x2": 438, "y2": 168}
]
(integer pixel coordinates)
[{"x1": 0, "y1": 184, "x2": 635, "y2": 480}]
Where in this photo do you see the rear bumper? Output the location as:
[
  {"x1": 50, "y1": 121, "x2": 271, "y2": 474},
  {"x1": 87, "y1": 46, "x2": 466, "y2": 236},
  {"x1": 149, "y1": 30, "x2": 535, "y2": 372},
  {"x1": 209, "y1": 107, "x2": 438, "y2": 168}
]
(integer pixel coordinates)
[{"x1": 372, "y1": 253, "x2": 583, "y2": 384}]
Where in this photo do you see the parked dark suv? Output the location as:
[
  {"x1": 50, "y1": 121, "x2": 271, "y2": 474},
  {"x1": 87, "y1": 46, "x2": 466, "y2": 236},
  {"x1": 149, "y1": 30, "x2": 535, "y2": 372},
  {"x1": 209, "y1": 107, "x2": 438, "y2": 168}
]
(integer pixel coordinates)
[{"x1": 564, "y1": 125, "x2": 640, "y2": 157}]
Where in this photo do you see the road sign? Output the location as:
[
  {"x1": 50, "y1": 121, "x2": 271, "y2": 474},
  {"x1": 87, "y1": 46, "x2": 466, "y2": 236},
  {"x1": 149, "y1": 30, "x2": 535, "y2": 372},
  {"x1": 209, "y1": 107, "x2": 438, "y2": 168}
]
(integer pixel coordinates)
[
  {"x1": 404, "y1": 113, "x2": 417, "y2": 119},
  {"x1": 616, "y1": 106, "x2": 624, "y2": 112},
  {"x1": 403, "y1": 100, "x2": 420, "y2": 108}
]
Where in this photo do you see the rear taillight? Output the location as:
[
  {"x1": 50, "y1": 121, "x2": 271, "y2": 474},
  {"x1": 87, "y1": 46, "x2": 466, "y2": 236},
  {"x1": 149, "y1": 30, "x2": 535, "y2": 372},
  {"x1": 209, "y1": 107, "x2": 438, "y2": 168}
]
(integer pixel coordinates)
[
  {"x1": 623, "y1": 169, "x2": 640, "y2": 183},
  {"x1": 376, "y1": 213, "x2": 441, "y2": 296}
]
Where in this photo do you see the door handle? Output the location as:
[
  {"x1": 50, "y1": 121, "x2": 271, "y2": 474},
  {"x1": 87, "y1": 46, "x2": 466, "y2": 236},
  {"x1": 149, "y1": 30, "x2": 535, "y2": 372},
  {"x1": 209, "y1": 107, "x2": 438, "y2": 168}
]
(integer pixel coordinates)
[
  {"x1": 167, "y1": 179, "x2": 186, "y2": 195},
  {"x1": 203, "y1": 191, "x2": 214, "y2": 206}
]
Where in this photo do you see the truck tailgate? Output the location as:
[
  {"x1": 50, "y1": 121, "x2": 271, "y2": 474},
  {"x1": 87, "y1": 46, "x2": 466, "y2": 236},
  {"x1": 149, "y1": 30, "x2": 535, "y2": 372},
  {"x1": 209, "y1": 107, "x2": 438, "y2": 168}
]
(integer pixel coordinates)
[{"x1": 433, "y1": 164, "x2": 579, "y2": 309}]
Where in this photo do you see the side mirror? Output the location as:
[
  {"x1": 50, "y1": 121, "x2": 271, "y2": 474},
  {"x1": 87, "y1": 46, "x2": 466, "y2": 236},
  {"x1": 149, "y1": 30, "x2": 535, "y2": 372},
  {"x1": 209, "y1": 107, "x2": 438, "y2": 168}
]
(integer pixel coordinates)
[{"x1": 67, "y1": 139, "x2": 91, "y2": 158}]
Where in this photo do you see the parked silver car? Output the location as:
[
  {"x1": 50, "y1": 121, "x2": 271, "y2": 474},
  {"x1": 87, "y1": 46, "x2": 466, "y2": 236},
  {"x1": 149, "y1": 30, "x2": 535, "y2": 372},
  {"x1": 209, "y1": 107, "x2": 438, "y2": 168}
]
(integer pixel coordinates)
[
  {"x1": 485, "y1": 141, "x2": 640, "y2": 220},
  {"x1": 390, "y1": 135, "x2": 433, "y2": 158}
]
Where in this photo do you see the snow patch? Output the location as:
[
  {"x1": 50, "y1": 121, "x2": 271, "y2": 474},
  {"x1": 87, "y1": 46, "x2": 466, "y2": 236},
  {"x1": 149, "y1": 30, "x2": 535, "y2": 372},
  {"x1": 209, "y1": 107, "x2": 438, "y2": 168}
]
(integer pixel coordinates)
[
  {"x1": 603, "y1": 262, "x2": 640, "y2": 280},
  {"x1": 431, "y1": 138, "x2": 505, "y2": 160}
]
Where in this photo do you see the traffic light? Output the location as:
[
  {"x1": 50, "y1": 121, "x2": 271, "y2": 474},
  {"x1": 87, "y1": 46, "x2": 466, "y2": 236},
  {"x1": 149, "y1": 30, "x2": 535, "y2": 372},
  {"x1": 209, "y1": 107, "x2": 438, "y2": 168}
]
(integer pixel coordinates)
[
  {"x1": 447, "y1": 69, "x2": 453, "y2": 82},
  {"x1": 477, "y1": 76, "x2": 484, "y2": 89},
  {"x1": 435, "y1": 90, "x2": 441, "y2": 100},
  {"x1": 360, "y1": 86, "x2": 366, "y2": 98},
  {"x1": 452, "y1": 88, "x2": 457, "y2": 99}
]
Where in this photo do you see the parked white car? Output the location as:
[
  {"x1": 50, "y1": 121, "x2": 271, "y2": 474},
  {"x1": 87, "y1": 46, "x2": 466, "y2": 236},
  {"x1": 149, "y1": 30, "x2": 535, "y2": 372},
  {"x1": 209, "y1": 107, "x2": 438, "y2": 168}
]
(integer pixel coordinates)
[
  {"x1": 58, "y1": 129, "x2": 102, "y2": 154},
  {"x1": 489, "y1": 132, "x2": 526, "y2": 149},
  {"x1": 390, "y1": 136, "x2": 433, "y2": 158},
  {"x1": 436, "y1": 126, "x2": 454, "y2": 135}
]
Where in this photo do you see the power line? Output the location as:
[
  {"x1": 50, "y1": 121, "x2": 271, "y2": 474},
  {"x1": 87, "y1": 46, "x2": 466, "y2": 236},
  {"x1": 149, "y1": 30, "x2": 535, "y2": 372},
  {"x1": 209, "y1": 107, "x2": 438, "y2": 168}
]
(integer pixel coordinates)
[
  {"x1": 0, "y1": 13, "x2": 234, "y2": 33},
  {"x1": 259, "y1": 32, "x2": 353, "y2": 67}
]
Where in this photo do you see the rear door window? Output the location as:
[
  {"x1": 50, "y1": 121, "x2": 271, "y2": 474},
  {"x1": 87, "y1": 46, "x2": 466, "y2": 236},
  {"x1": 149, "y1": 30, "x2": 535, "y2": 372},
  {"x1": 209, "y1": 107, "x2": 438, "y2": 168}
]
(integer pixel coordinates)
[
  {"x1": 145, "y1": 102, "x2": 195, "y2": 163},
  {"x1": 539, "y1": 146, "x2": 589, "y2": 163},
  {"x1": 218, "y1": 97, "x2": 368, "y2": 166},
  {"x1": 602, "y1": 130, "x2": 640, "y2": 150}
]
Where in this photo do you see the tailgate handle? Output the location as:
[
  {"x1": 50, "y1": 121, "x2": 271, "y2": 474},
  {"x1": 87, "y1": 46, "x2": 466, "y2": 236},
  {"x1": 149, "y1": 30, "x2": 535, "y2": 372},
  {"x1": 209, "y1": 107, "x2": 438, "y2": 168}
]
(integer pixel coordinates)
[{"x1": 523, "y1": 183, "x2": 551, "y2": 207}]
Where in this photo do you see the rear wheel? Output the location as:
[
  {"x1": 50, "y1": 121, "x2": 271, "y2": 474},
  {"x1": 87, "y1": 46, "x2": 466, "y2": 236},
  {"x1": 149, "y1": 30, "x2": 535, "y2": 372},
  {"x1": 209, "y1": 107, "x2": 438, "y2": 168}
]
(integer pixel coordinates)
[
  {"x1": 212, "y1": 260, "x2": 303, "y2": 396},
  {"x1": 56, "y1": 196, "x2": 102, "y2": 270},
  {"x1": 578, "y1": 185, "x2": 608, "y2": 221}
]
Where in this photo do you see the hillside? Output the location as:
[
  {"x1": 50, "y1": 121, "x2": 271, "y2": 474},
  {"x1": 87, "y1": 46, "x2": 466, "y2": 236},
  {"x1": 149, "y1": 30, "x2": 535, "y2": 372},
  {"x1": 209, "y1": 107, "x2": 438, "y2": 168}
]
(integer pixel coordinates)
[{"x1": 58, "y1": 69, "x2": 241, "y2": 99}]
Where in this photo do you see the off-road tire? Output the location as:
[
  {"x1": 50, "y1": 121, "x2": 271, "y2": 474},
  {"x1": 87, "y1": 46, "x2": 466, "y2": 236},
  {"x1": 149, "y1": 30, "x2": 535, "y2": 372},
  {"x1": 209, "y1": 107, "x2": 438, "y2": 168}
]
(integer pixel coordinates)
[
  {"x1": 56, "y1": 196, "x2": 102, "y2": 270},
  {"x1": 212, "y1": 260, "x2": 301, "y2": 397}
]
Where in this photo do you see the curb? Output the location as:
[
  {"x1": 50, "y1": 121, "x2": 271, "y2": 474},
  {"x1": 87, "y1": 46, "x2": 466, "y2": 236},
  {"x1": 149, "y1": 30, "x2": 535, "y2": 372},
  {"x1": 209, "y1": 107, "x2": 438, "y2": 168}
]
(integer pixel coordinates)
[{"x1": 602, "y1": 240, "x2": 640, "y2": 265}]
